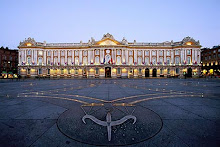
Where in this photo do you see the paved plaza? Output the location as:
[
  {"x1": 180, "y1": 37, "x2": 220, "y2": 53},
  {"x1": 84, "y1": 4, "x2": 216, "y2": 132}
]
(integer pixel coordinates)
[{"x1": 0, "y1": 78, "x2": 220, "y2": 146}]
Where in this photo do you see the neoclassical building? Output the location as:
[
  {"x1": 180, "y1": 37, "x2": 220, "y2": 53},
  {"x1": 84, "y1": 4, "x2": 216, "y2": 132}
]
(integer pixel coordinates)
[{"x1": 18, "y1": 33, "x2": 201, "y2": 78}]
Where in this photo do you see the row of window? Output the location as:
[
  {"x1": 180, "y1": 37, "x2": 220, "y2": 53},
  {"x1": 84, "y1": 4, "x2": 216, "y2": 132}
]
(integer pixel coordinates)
[
  {"x1": 26, "y1": 49, "x2": 193, "y2": 57},
  {"x1": 26, "y1": 68, "x2": 183, "y2": 75},
  {"x1": 26, "y1": 56, "x2": 195, "y2": 65}
]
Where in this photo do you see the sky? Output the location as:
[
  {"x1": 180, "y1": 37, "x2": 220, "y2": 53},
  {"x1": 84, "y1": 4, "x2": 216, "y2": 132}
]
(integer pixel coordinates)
[{"x1": 0, "y1": 0, "x2": 219, "y2": 49}]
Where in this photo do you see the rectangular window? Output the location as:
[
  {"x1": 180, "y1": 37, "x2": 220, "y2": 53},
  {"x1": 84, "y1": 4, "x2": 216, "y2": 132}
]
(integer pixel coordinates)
[
  {"x1": 187, "y1": 57, "x2": 191, "y2": 64},
  {"x1": 28, "y1": 57, "x2": 31, "y2": 64},
  {"x1": 38, "y1": 51, "x2": 43, "y2": 56},
  {"x1": 139, "y1": 68, "x2": 142, "y2": 74},
  {"x1": 167, "y1": 58, "x2": 170, "y2": 64},
  {"x1": 175, "y1": 50, "x2": 179, "y2": 55},
  {"x1": 95, "y1": 50, "x2": 99, "y2": 55},
  {"x1": 145, "y1": 57, "x2": 149, "y2": 64},
  {"x1": 27, "y1": 50, "x2": 31, "y2": 55},
  {"x1": 138, "y1": 51, "x2": 142, "y2": 56},
  {"x1": 61, "y1": 51, "x2": 64, "y2": 56},
  {"x1": 47, "y1": 58, "x2": 51, "y2": 65},
  {"x1": 152, "y1": 51, "x2": 156, "y2": 56},
  {"x1": 48, "y1": 51, "x2": 51, "y2": 56},
  {"x1": 159, "y1": 57, "x2": 163, "y2": 64},
  {"x1": 175, "y1": 57, "x2": 179, "y2": 64},
  {"x1": 38, "y1": 58, "x2": 42, "y2": 65},
  {"x1": 145, "y1": 51, "x2": 149, "y2": 56},
  {"x1": 68, "y1": 50, "x2": 72, "y2": 56},
  {"x1": 54, "y1": 51, "x2": 57, "y2": 56},
  {"x1": 159, "y1": 51, "x2": 163, "y2": 56},
  {"x1": 83, "y1": 51, "x2": 87, "y2": 56},
  {"x1": 129, "y1": 51, "x2": 133, "y2": 56},
  {"x1": 167, "y1": 51, "x2": 170, "y2": 56},
  {"x1": 117, "y1": 50, "x2": 121, "y2": 55},
  {"x1": 187, "y1": 50, "x2": 191, "y2": 55}
]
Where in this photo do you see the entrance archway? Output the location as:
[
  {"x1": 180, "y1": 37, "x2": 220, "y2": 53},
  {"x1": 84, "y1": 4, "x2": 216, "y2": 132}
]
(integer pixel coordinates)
[
  {"x1": 145, "y1": 68, "x2": 149, "y2": 77},
  {"x1": 187, "y1": 68, "x2": 192, "y2": 77},
  {"x1": 105, "y1": 67, "x2": 111, "y2": 78},
  {"x1": 153, "y1": 68, "x2": 157, "y2": 77}
]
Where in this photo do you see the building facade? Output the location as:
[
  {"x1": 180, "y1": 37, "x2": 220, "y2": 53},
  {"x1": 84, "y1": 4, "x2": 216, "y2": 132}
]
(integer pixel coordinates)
[
  {"x1": 0, "y1": 47, "x2": 18, "y2": 78},
  {"x1": 201, "y1": 45, "x2": 220, "y2": 76},
  {"x1": 18, "y1": 33, "x2": 201, "y2": 78}
]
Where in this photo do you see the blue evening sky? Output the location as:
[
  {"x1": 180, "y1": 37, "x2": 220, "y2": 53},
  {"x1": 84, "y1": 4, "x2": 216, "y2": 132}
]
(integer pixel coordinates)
[{"x1": 0, "y1": 0, "x2": 219, "y2": 49}]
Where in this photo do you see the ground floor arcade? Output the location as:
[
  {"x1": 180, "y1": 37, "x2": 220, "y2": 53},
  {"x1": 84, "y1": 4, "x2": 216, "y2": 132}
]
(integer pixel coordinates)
[{"x1": 19, "y1": 65, "x2": 201, "y2": 78}]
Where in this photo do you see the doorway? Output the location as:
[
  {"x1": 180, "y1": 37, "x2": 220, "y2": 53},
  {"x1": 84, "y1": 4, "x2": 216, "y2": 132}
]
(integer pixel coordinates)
[
  {"x1": 187, "y1": 68, "x2": 192, "y2": 77},
  {"x1": 153, "y1": 68, "x2": 157, "y2": 77},
  {"x1": 145, "y1": 68, "x2": 149, "y2": 77},
  {"x1": 105, "y1": 67, "x2": 111, "y2": 78}
]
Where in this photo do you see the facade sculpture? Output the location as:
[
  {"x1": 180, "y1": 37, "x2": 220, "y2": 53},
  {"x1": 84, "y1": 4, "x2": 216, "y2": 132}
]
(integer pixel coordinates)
[{"x1": 18, "y1": 33, "x2": 201, "y2": 78}]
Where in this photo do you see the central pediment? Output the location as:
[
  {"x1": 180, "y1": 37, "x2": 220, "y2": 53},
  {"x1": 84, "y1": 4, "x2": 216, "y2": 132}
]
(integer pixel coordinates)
[
  {"x1": 98, "y1": 39, "x2": 119, "y2": 45},
  {"x1": 96, "y1": 33, "x2": 121, "y2": 45}
]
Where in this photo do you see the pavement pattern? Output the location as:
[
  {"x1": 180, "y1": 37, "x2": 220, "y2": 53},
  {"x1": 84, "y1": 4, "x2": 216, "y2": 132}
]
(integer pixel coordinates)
[{"x1": 0, "y1": 78, "x2": 220, "y2": 147}]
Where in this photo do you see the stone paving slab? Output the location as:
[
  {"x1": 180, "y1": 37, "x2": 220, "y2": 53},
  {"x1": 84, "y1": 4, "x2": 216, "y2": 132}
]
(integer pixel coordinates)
[{"x1": 0, "y1": 78, "x2": 219, "y2": 146}]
